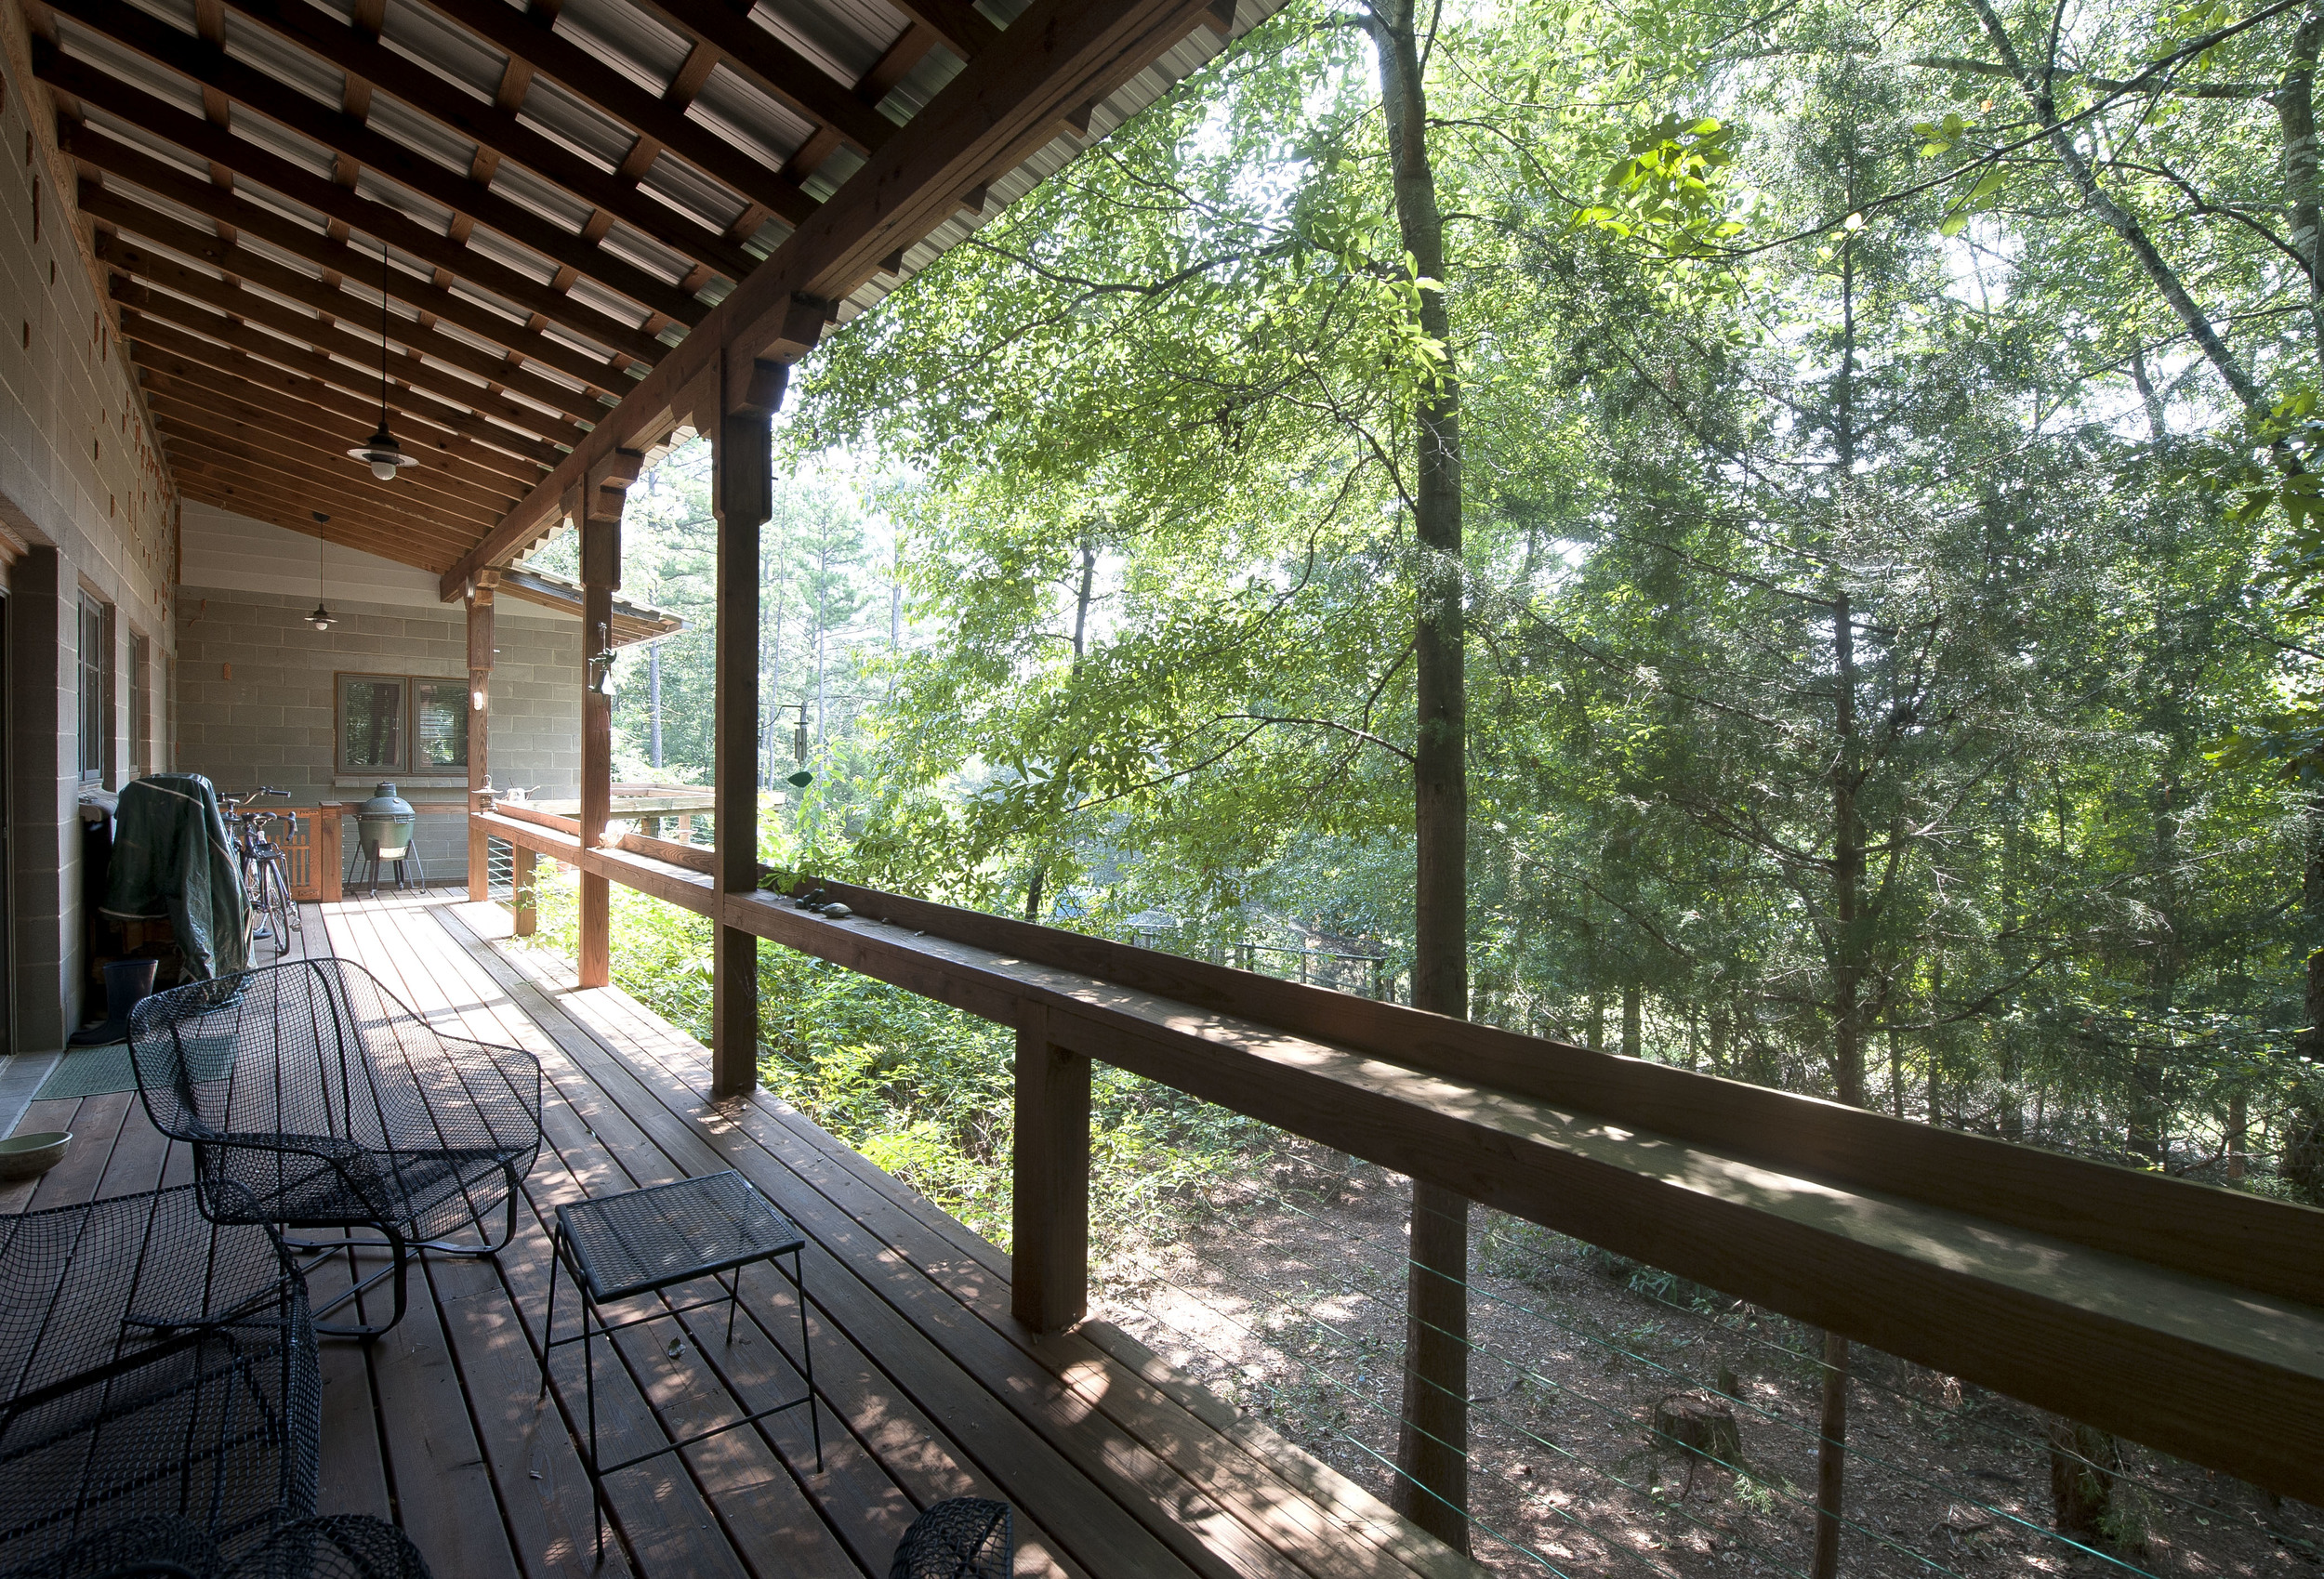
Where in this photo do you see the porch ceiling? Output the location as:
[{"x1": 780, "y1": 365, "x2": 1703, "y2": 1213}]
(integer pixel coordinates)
[{"x1": 23, "y1": 0, "x2": 1266, "y2": 576}]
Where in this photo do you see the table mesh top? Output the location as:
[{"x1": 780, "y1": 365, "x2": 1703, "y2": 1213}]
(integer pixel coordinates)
[{"x1": 556, "y1": 1171, "x2": 804, "y2": 1301}]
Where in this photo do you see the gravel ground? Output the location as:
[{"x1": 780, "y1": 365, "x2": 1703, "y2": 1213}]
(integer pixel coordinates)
[{"x1": 1090, "y1": 1143, "x2": 2324, "y2": 1579}]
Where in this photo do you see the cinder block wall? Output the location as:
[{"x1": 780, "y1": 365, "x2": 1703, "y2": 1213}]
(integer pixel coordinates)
[
  {"x1": 173, "y1": 586, "x2": 580, "y2": 882},
  {"x1": 0, "y1": 20, "x2": 181, "y2": 1048}
]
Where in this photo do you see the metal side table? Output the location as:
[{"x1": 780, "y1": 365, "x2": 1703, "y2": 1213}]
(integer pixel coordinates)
[{"x1": 537, "y1": 1170, "x2": 821, "y2": 1561}]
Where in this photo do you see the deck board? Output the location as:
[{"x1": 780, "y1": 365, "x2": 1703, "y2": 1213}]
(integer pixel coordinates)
[{"x1": 0, "y1": 890, "x2": 1486, "y2": 1579}]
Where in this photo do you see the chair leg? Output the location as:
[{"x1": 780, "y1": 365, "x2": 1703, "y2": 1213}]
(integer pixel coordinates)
[
  {"x1": 311, "y1": 1225, "x2": 411, "y2": 1341},
  {"x1": 415, "y1": 1166, "x2": 525, "y2": 1257},
  {"x1": 793, "y1": 1247, "x2": 821, "y2": 1474},
  {"x1": 539, "y1": 1224, "x2": 561, "y2": 1401}
]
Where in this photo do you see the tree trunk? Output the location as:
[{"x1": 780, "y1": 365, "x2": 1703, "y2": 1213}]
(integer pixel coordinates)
[
  {"x1": 1373, "y1": 0, "x2": 1469, "y2": 1550},
  {"x1": 1621, "y1": 981, "x2": 1642, "y2": 1059},
  {"x1": 1813, "y1": 1331, "x2": 1852, "y2": 1579}
]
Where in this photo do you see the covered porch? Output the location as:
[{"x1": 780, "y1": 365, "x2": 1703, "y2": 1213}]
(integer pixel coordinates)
[{"x1": 2, "y1": 887, "x2": 1461, "y2": 1579}]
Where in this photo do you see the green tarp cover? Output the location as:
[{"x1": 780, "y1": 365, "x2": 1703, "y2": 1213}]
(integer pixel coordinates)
[{"x1": 102, "y1": 773, "x2": 250, "y2": 980}]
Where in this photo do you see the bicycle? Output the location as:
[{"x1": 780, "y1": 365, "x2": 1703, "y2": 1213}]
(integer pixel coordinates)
[{"x1": 222, "y1": 786, "x2": 301, "y2": 960}]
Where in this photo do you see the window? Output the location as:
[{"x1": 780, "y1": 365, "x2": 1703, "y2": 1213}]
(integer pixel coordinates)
[
  {"x1": 77, "y1": 597, "x2": 110, "y2": 784},
  {"x1": 336, "y1": 673, "x2": 468, "y2": 776},
  {"x1": 129, "y1": 632, "x2": 151, "y2": 779}
]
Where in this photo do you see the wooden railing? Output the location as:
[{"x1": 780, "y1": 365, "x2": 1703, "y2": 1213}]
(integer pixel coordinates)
[{"x1": 469, "y1": 803, "x2": 2324, "y2": 1507}]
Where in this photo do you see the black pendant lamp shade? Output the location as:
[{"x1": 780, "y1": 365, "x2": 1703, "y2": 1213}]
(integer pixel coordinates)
[
  {"x1": 308, "y1": 511, "x2": 337, "y2": 632},
  {"x1": 347, "y1": 238, "x2": 417, "y2": 481}
]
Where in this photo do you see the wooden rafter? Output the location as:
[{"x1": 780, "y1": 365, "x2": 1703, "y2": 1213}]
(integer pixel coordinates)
[
  {"x1": 142, "y1": 381, "x2": 522, "y2": 512},
  {"x1": 95, "y1": 230, "x2": 606, "y2": 430},
  {"x1": 168, "y1": 448, "x2": 487, "y2": 552},
  {"x1": 408, "y1": 0, "x2": 819, "y2": 229},
  {"x1": 161, "y1": 424, "x2": 503, "y2": 534},
  {"x1": 120, "y1": 309, "x2": 568, "y2": 473},
  {"x1": 175, "y1": 478, "x2": 463, "y2": 572},
  {"x1": 190, "y1": 0, "x2": 760, "y2": 282},
  {"x1": 38, "y1": 48, "x2": 673, "y2": 361},
  {"x1": 441, "y1": 0, "x2": 1222, "y2": 597},
  {"x1": 77, "y1": 169, "x2": 625, "y2": 394},
  {"x1": 628, "y1": 0, "x2": 895, "y2": 157},
  {"x1": 106, "y1": 276, "x2": 589, "y2": 456},
  {"x1": 41, "y1": 0, "x2": 733, "y2": 319},
  {"x1": 128, "y1": 336, "x2": 548, "y2": 488}
]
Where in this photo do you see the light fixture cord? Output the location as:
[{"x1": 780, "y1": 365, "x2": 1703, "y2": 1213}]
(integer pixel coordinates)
[{"x1": 377, "y1": 237, "x2": 390, "y2": 426}]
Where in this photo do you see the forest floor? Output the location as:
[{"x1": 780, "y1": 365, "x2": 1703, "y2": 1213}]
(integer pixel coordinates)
[{"x1": 1089, "y1": 1140, "x2": 2324, "y2": 1579}]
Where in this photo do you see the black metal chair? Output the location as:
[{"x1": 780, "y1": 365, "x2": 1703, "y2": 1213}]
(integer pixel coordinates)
[
  {"x1": 0, "y1": 1187, "x2": 318, "y2": 1574},
  {"x1": 129, "y1": 958, "x2": 544, "y2": 1338},
  {"x1": 888, "y1": 1499, "x2": 1012, "y2": 1579},
  {"x1": 7, "y1": 1512, "x2": 431, "y2": 1579}
]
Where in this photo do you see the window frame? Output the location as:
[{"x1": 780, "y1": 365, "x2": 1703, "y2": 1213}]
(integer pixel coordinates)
[
  {"x1": 77, "y1": 596, "x2": 112, "y2": 786},
  {"x1": 334, "y1": 671, "x2": 470, "y2": 778},
  {"x1": 128, "y1": 629, "x2": 152, "y2": 780}
]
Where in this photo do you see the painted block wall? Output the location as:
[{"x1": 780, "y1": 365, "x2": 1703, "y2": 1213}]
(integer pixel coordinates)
[
  {"x1": 0, "y1": 14, "x2": 180, "y2": 1049},
  {"x1": 175, "y1": 585, "x2": 582, "y2": 883}
]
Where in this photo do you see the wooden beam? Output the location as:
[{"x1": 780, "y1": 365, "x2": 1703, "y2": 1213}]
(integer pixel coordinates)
[
  {"x1": 41, "y1": 55, "x2": 671, "y2": 363},
  {"x1": 1013, "y1": 1000, "x2": 1090, "y2": 1332},
  {"x1": 43, "y1": 0, "x2": 721, "y2": 322},
  {"x1": 152, "y1": 409, "x2": 504, "y2": 533},
  {"x1": 198, "y1": 0, "x2": 760, "y2": 283},
  {"x1": 440, "y1": 0, "x2": 1218, "y2": 599},
  {"x1": 575, "y1": 449, "x2": 632, "y2": 990},
  {"x1": 163, "y1": 441, "x2": 490, "y2": 549},
  {"x1": 409, "y1": 0, "x2": 818, "y2": 228},
  {"x1": 628, "y1": 0, "x2": 895, "y2": 156},
  {"x1": 125, "y1": 331, "x2": 551, "y2": 487},
  {"x1": 709, "y1": 353, "x2": 780, "y2": 1097},
  {"x1": 172, "y1": 476, "x2": 463, "y2": 572},
  {"x1": 82, "y1": 170, "x2": 624, "y2": 396},
  {"x1": 140, "y1": 379, "x2": 523, "y2": 512},
  {"x1": 116, "y1": 304, "x2": 572, "y2": 473},
  {"x1": 100, "y1": 239, "x2": 605, "y2": 432},
  {"x1": 883, "y1": 0, "x2": 1001, "y2": 59},
  {"x1": 467, "y1": 572, "x2": 495, "y2": 900}
]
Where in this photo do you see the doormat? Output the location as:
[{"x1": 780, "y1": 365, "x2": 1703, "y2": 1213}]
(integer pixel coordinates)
[{"x1": 35, "y1": 1035, "x2": 235, "y2": 1101}]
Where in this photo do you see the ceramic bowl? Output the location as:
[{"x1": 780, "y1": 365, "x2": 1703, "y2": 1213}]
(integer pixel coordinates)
[{"x1": 0, "y1": 1131, "x2": 71, "y2": 1181}]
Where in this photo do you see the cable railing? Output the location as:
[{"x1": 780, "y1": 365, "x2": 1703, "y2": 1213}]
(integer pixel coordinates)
[{"x1": 1090, "y1": 1113, "x2": 2324, "y2": 1579}]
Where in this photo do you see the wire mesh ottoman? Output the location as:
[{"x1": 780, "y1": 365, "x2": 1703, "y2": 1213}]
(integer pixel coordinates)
[{"x1": 537, "y1": 1170, "x2": 820, "y2": 1561}]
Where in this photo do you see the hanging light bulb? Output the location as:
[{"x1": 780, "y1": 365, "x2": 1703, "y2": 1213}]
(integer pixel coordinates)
[
  {"x1": 347, "y1": 237, "x2": 416, "y2": 481},
  {"x1": 308, "y1": 511, "x2": 337, "y2": 631}
]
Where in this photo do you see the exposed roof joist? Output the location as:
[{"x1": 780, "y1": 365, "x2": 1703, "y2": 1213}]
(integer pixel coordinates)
[
  {"x1": 76, "y1": 165, "x2": 626, "y2": 395},
  {"x1": 120, "y1": 308, "x2": 569, "y2": 473},
  {"x1": 442, "y1": 0, "x2": 1234, "y2": 595},
  {"x1": 37, "y1": 46, "x2": 674, "y2": 360},
  {"x1": 96, "y1": 228, "x2": 607, "y2": 429}
]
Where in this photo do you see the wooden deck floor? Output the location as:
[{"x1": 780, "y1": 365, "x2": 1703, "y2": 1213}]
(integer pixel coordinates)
[{"x1": 0, "y1": 890, "x2": 1480, "y2": 1579}]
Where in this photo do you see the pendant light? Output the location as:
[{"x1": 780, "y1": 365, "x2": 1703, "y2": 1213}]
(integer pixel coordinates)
[
  {"x1": 347, "y1": 238, "x2": 416, "y2": 481},
  {"x1": 307, "y1": 511, "x2": 337, "y2": 632}
]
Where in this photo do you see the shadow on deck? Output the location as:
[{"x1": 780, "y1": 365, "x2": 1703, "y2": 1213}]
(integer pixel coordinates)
[{"x1": 0, "y1": 890, "x2": 1478, "y2": 1579}]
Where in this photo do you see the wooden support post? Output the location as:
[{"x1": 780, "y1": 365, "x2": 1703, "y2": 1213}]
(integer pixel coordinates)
[
  {"x1": 317, "y1": 808, "x2": 342, "y2": 903},
  {"x1": 1013, "y1": 1004, "x2": 1090, "y2": 1332},
  {"x1": 577, "y1": 454, "x2": 639, "y2": 988},
  {"x1": 510, "y1": 844, "x2": 536, "y2": 936},
  {"x1": 710, "y1": 355, "x2": 783, "y2": 1097},
  {"x1": 465, "y1": 570, "x2": 497, "y2": 901}
]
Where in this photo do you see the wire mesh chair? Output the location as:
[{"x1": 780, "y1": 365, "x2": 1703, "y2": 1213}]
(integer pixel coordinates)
[
  {"x1": 128, "y1": 958, "x2": 544, "y2": 1339},
  {"x1": 5, "y1": 1511, "x2": 431, "y2": 1579},
  {"x1": 888, "y1": 1499, "x2": 1012, "y2": 1579},
  {"x1": 0, "y1": 1187, "x2": 318, "y2": 1574}
]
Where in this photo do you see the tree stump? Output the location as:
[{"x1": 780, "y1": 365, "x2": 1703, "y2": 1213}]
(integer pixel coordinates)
[
  {"x1": 1652, "y1": 1392, "x2": 1743, "y2": 1497},
  {"x1": 2048, "y1": 1418, "x2": 2146, "y2": 1556}
]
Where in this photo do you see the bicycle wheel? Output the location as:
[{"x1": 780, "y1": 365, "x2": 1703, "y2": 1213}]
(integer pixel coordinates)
[
  {"x1": 274, "y1": 854, "x2": 304, "y2": 935},
  {"x1": 241, "y1": 854, "x2": 273, "y2": 944},
  {"x1": 258, "y1": 860, "x2": 293, "y2": 958}
]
